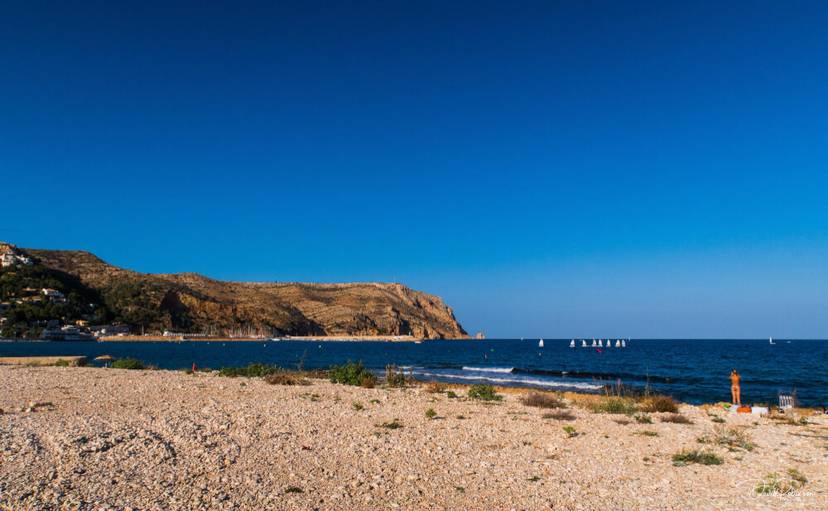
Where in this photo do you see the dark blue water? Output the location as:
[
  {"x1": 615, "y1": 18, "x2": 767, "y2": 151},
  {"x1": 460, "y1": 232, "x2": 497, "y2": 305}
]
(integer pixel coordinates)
[{"x1": 2, "y1": 339, "x2": 826, "y2": 406}]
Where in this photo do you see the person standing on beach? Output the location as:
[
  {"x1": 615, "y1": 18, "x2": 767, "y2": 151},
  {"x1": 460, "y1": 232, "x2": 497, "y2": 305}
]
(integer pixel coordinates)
[{"x1": 730, "y1": 369, "x2": 741, "y2": 405}]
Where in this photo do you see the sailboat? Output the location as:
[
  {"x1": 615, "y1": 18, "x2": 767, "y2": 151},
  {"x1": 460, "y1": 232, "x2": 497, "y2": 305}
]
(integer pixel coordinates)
[
  {"x1": 621, "y1": 339, "x2": 627, "y2": 348},
  {"x1": 769, "y1": 337, "x2": 775, "y2": 345},
  {"x1": 581, "y1": 339, "x2": 587, "y2": 347},
  {"x1": 538, "y1": 338, "x2": 544, "y2": 348},
  {"x1": 615, "y1": 339, "x2": 621, "y2": 348},
  {"x1": 591, "y1": 339, "x2": 597, "y2": 347},
  {"x1": 569, "y1": 339, "x2": 576, "y2": 348},
  {"x1": 598, "y1": 339, "x2": 603, "y2": 347}
]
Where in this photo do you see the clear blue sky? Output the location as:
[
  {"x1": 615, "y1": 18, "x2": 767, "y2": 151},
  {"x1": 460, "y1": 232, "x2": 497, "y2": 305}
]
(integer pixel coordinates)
[{"x1": 2, "y1": 1, "x2": 827, "y2": 338}]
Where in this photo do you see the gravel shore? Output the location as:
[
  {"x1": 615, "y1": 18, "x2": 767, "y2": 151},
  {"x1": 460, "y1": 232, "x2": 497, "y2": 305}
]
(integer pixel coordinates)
[{"x1": 1, "y1": 366, "x2": 826, "y2": 510}]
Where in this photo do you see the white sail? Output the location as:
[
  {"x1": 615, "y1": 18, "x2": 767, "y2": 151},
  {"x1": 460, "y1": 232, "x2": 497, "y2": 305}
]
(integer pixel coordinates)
[
  {"x1": 582, "y1": 340, "x2": 587, "y2": 347},
  {"x1": 621, "y1": 339, "x2": 626, "y2": 347},
  {"x1": 615, "y1": 339, "x2": 621, "y2": 347},
  {"x1": 591, "y1": 339, "x2": 597, "y2": 347},
  {"x1": 569, "y1": 339, "x2": 575, "y2": 348},
  {"x1": 538, "y1": 339, "x2": 544, "y2": 348}
]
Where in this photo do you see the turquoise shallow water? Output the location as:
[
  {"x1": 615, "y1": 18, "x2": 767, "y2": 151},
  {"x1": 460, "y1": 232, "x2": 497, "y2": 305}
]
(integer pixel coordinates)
[{"x1": 2, "y1": 338, "x2": 826, "y2": 406}]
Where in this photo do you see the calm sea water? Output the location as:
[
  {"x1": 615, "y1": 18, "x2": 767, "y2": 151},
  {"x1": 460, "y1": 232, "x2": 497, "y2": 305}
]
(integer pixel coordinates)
[{"x1": 2, "y1": 339, "x2": 826, "y2": 406}]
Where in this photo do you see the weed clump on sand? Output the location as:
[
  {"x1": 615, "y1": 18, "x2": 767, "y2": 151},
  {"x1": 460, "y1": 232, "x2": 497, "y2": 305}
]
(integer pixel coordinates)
[
  {"x1": 634, "y1": 413, "x2": 653, "y2": 424},
  {"x1": 220, "y1": 363, "x2": 279, "y2": 378},
  {"x1": 446, "y1": 390, "x2": 458, "y2": 399},
  {"x1": 755, "y1": 469, "x2": 807, "y2": 494},
  {"x1": 425, "y1": 408, "x2": 437, "y2": 419},
  {"x1": 563, "y1": 426, "x2": 578, "y2": 438},
  {"x1": 698, "y1": 426, "x2": 755, "y2": 451},
  {"x1": 467, "y1": 384, "x2": 502, "y2": 401},
  {"x1": 588, "y1": 397, "x2": 637, "y2": 415},
  {"x1": 54, "y1": 359, "x2": 71, "y2": 367},
  {"x1": 637, "y1": 430, "x2": 659, "y2": 437},
  {"x1": 661, "y1": 413, "x2": 693, "y2": 424},
  {"x1": 543, "y1": 410, "x2": 575, "y2": 421},
  {"x1": 385, "y1": 365, "x2": 408, "y2": 388},
  {"x1": 329, "y1": 361, "x2": 376, "y2": 388},
  {"x1": 672, "y1": 449, "x2": 723, "y2": 466},
  {"x1": 352, "y1": 401, "x2": 364, "y2": 411},
  {"x1": 640, "y1": 395, "x2": 679, "y2": 413},
  {"x1": 111, "y1": 358, "x2": 145, "y2": 370},
  {"x1": 521, "y1": 392, "x2": 566, "y2": 409},
  {"x1": 264, "y1": 372, "x2": 308, "y2": 386},
  {"x1": 377, "y1": 419, "x2": 403, "y2": 429},
  {"x1": 284, "y1": 486, "x2": 303, "y2": 494},
  {"x1": 424, "y1": 381, "x2": 447, "y2": 394}
]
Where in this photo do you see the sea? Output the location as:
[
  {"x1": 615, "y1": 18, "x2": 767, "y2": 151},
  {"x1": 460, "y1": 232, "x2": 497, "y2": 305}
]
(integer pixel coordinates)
[{"x1": 2, "y1": 338, "x2": 826, "y2": 406}]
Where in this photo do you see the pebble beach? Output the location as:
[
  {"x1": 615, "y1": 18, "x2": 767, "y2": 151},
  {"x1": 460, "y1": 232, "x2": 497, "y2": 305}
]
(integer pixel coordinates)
[{"x1": 1, "y1": 365, "x2": 826, "y2": 510}]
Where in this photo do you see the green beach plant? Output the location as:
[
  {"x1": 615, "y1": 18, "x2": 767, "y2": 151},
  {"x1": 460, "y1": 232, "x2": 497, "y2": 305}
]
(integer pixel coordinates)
[
  {"x1": 111, "y1": 358, "x2": 145, "y2": 370},
  {"x1": 329, "y1": 361, "x2": 376, "y2": 387},
  {"x1": 219, "y1": 363, "x2": 279, "y2": 378},
  {"x1": 467, "y1": 384, "x2": 502, "y2": 401},
  {"x1": 589, "y1": 397, "x2": 637, "y2": 415},
  {"x1": 563, "y1": 426, "x2": 578, "y2": 438},
  {"x1": 425, "y1": 408, "x2": 437, "y2": 419}
]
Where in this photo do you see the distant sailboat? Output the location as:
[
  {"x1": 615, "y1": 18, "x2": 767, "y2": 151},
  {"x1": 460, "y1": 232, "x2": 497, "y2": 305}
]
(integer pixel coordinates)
[
  {"x1": 591, "y1": 339, "x2": 597, "y2": 347},
  {"x1": 582, "y1": 339, "x2": 587, "y2": 347},
  {"x1": 769, "y1": 337, "x2": 775, "y2": 345},
  {"x1": 598, "y1": 339, "x2": 603, "y2": 347},
  {"x1": 615, "y1": 339, "x2": 621, "y2": 348},
  {"x1": 621, "y1": 339, "x2": 627, "y2": 348},
  {"x1": 569, "y1": 339, "x2": 576, "y2": 348},
  {"x1": 538, "y1": 338, "x2": 544, "y2": 348}
]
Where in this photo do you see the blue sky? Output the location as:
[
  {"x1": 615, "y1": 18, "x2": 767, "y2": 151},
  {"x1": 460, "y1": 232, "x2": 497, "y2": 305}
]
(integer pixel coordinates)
[{"x1": 2, "y1": 1, "x2": 828, "y2": 337}]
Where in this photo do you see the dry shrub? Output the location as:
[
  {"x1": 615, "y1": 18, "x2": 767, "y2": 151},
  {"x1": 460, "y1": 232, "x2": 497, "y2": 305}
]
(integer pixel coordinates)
[
  {"x1": 543, "y1": 410, "x2": 576, "y2": 421},
  {"x1": 425, "y1": 381, "x2": 447, "y2": 394},
  {"x1": 521, "y1": 392, "x2": 566, "y2": 409},
  {"x1": 361, "y1": 373, "x2": 377, "y2": 388},
  {"x1": 264, "y1": 372, "x2": 308, "y2": 386},
  {"x1": 640, "y1": 395, "x2": 679, "y2": 413},
  {"x1": 661, "y1": 413, "x2": 693, "y2": 424},
  {"x1": 385, "y1": 365, "x2": 408, "y2": 388}
]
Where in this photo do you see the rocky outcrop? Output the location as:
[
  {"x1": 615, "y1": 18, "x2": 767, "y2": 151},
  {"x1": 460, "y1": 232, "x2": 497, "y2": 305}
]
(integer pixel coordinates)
[{"x1": 20, "y1": 245, "x2": 467, "y2": 339}]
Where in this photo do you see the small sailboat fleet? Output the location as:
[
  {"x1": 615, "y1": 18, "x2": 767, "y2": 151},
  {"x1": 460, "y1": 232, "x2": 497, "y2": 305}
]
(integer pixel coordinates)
[{"x1": 566, "y1": 338, "x2": 628, "y2": 348}]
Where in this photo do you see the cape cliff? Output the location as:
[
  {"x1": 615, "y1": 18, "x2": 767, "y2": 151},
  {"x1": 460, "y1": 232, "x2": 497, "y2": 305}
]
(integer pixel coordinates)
[{"x1": 0, "y1": 242, "x2": 467, "y2": 339}]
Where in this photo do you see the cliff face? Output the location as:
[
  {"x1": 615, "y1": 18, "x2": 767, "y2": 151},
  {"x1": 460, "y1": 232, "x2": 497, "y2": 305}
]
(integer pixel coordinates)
[{"x1": 22, "y1": 246, "x2": 467, "y2": 339}]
